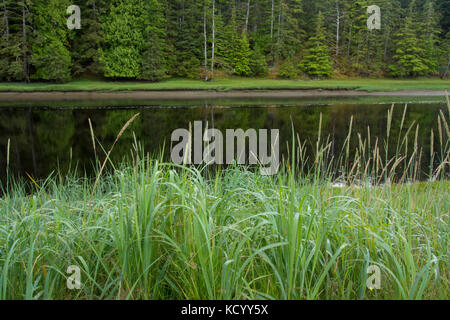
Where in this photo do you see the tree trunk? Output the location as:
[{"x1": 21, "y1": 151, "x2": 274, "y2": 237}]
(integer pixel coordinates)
[
  {"x1": 335, "y1": 0, "x2": 340, "y2": 59},
  {"x1": 245, "y1": 0, "x2": 251, "y2": 33},
  {"x1": 3, "y1": 0, "x2": 8, "y2": 46},
  {"x1": 203, "y1": 6, "x2": 208, "y2": 81},
  {"x1": 270, "y1": 0, "x2": 274, "y2": 40},
  {"x1": 22, "y1": 3, "x2": 29, "y2": 83},
  {"x1": 270, "y1": 0, "x2": 274, "y2": 65},
  {"x1": 210, "y1": 0, "x2": 215, "y2": 80},
  {"x1": 277, "y1": 3, "x2": 281, "y2": 41}
]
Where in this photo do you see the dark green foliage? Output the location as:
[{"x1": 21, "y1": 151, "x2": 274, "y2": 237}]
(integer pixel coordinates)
[
  {"x1": 278, "y1": 58, "x2": 298, "y2": 78},
  {"x1": 442, "y1": 31, "x2": 450, "y2": 75},
  {"x1": 164, "y1": 0, "x2": 203, "y2": 79},
  {"x1": 0, "y1": 0, "x2": 447, "y2": 81},
  {"x1": 0, "y1": 0, "x2": 30, "y2": 81},
  {"x1": 217, "y1": 12, "x2": 252, "y2": 76},
  {"x1": 274, "y1": 0, "x2": 305, "y2": 60},
  {"x1": 31, "y1": 0, "x2": 72, "y2": 82},
  {"x1": 437, "y1": 0, "x2": 450, "y2": 35},
  {"x1": 100, "y1": 0, "x2": 144, "y2": 78},
  {"x1": 299, "y1": 12, "x2": 333, "y2": 78},
  {"x1": 139, "y1": 0, "x2": 167, "y2": 81},
  {"x1": 389, "y1": 1, "x2": 437, "y2": 77},
  {"x1": 71, "y1": 0, "x2": 106, "y2": 77},
  {"x1": 421, "y1": 0, "x2": 440, "y2": 73},
  {"x1": 31, "y1": 37, "x2": 72, "y2": 82},
  {"x1": 250, "y1": 48, "x2": 269, "y2": 76},
  {"x1": 0, "y1": 42, "x2": 27, "y2": 81},
  {"x1": 389, "y1": 20, "x2": 428, "y2": 76}
]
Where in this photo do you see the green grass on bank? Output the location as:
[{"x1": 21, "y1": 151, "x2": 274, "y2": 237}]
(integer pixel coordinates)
[
  {"x1": 0, "y1": 163, "x2": 448, "y2": 300},
  {"x1": 0, "y1": 78, "x2": 449, "y2": 92}
]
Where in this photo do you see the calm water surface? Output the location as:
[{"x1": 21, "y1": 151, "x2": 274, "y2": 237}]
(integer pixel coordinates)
[{"x1": 0, "y1": 98, "x2": 447, "y2": 182}]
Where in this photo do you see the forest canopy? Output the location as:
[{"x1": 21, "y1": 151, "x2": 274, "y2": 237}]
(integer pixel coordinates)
[{"x1": 0, "y1": 0, "x2": 449, "y2": 82}]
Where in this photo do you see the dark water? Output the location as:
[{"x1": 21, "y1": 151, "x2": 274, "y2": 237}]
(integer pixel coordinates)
[{"x1": 0, "y1": 99, "x2": 447, "y2": 182}]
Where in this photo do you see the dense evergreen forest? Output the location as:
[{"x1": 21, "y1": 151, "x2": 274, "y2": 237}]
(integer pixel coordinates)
[{"x1": 0, "y1": 0, "x2": 449, "y2": 82}]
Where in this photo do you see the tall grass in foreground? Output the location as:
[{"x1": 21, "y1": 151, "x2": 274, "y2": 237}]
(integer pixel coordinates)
[{"x1": 0, "y1": 101, "x2": 448, "y2": 300}]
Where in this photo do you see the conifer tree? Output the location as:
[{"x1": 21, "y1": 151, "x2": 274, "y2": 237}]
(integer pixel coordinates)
[
  {"x1": 389, "y1": 1, "x2": 432, "y2": 77},
  {"x1": 299, "y1": 12, "x2": 333, "y2": 77},
  {"x1": 0, "y1": 0, "x2": 31, "y2": 81},
  {"x1": 139, "y1": 0, "x2": 167, "y2": 81},
  {"x1": 71, "y1": 0, "x2": 106, "y2": 77},
  {"x1": 217, "y1": 10, "x2": 251, "y2": 76},
  {"x1": 31, "y1": 0, "x2": 72, "y2": 82},
  {"x1": 165, "y1": 0, "x2": 203, "y2": 78},
  {"x1": 442, "y1": 31, "x2": 450, "y2": 78},
  {"x1": 421, "y1": 0, "x2": 440, "y2": 74},
  {"x1": 100, "y1": 0, "x2": 144, "y2": 78},
  {"x1": 346, "y1": 0, "x2": 370, "y2": 73},
  {"x1": 278, "y1": 57, "x2": 298, "y2": 78},
  {"x1": 274, "y1": 0, "x2": 304, "y2": 60}
]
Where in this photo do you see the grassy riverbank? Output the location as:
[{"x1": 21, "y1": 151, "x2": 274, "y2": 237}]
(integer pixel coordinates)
[
  {"x1": 0, "y1": 99, "x2": 448, "y2": 300},
  {"x1": 0, "y1": 78, "x2": 449, "y2": 92},
  {"x1": 0, "y1": 162, "x2": 448, "y2": 300}
]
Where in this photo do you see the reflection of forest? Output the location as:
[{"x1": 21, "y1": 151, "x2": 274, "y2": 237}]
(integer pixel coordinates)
[{"x1": 0, "y1": 103, "x2": 445, "y2": 181}]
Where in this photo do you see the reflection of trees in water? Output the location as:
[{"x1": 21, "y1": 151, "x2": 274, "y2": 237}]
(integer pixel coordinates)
[
  {"x1": 0, "y1": 103, "x2": 445, "y2": 182},
  {"x1": 27, "y1": 108, "x2": 37, "y2": 177}
]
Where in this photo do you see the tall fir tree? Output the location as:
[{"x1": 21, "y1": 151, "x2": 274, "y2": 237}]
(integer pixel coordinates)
[
  {"x1": 100, "y1": 0, "x2": 144, "y2": 78},
  {"x1": 274, "y1": 0, "x2": 304, "y2": 60},
  {"x1": 139, "y1": 0, "x2": 167, "y2": 81},
  {"x1": 389, "y1": 1, "x2": 433, "y2": 76},
  {"x1": 299, "y1": 11, "x2": 333, "y2": 77},
  {"x1": 217, "y1": 9, "x2": 252, "y2": 76},
  {"x1": 0, "y1": 0, "x2": 32, "y2": 81},
  {"x1": 165, "y1": 0, "x2": 203, "y2": 78},
  {"x1": 31, "y1": 0, "x2": 72, "y2": 82},
  {"x1": 71, "y1": 0, "x2": 106, "y2": 77},
  {"x1": 421, "y1": 0, "x2": 441, "y2": 74},
  {"x1": 346, "y1": 0, "x2": 371, "y2": 74}
]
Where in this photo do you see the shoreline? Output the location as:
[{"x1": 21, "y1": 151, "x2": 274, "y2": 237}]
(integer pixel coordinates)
[{"x1": 0, "y1": 89, "x2": 448, "y2": 102}]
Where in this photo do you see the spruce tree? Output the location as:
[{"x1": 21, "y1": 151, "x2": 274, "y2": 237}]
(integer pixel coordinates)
[
  {"x1": 139, "y1": 0, "x2": 167, "y2": 81},
  {"x1": 278, "y1": 57, "x2": 298, "y2": 78},
  {"x1": 100, "y1": 0, "x2": 144, "y2": 78},
  {"x1": 31, "y1": 0, "x2": 72, "y2": 82},
  {"x1": 250, "y1": 46, "x2": 269, "y2": 76},
  {"x1": 299, "y1": 12, "x2": 333, "y2": 78},
  {"x1": 442, "y1": 31, "x2": 450, "y2": 78},
  {"x1": 389, "y1": 1, "x2": 432, "y2": 77},
  {"x1": 164, "y1": 0, "x2": 203, "y2": 79},
  {"x1": 0, "y1": 0, "x2": 31, "y2": 81},
  {"x1": 217, "y1": 11, "x2": 251, "y2": 76},
  {"x1": 274, "y1": 0, "x2": 304, "y2": 61},
  {"x1": 71, "y1": 0, "x2": 106, "y2": 77},
  {"x1": 421, "y1": 0, "x2": 440, "y2": 74},
  {"x1": 346, "y1": 0, "x2": 371, "y2": 74}
]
